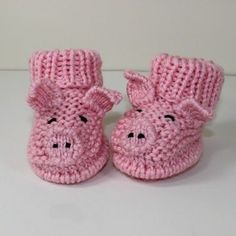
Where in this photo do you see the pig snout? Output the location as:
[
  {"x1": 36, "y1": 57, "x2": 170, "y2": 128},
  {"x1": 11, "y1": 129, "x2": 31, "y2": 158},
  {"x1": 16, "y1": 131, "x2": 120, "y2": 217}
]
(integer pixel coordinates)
[
  {"x1": 44, "y1": 128, "x2": 84, "y2": 164},
  {"x1": 122, "y1": 118, "x2": 157, "y2": 154},
  {"x1": 50, "y1": 134, "x2": 73, "y2": 149}
]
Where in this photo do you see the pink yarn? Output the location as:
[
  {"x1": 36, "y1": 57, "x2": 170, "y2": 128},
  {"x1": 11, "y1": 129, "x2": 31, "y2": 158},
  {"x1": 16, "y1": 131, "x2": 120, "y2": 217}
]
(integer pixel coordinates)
[
  {"x1": 29, "y1": 49, "x2": 103, "y2": 89},
  {"x1": 111, "y1": 54, "x2": 224, "y2": 180},
  {"x1": 27, "y1": 49, "x2": 122, "y2": 184}
]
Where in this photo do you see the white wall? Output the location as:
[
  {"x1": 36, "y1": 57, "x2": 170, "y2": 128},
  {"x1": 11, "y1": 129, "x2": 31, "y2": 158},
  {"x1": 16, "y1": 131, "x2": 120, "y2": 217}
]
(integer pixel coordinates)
[{"x1": 0, "y1": 0, "x2": 235, "y2": 74}]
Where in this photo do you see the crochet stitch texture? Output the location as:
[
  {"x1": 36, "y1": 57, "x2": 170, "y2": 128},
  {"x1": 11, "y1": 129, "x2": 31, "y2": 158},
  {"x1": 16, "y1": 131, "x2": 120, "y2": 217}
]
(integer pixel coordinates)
[
  {"x1": 27, "y1": 49, "x2": 121, "y2": 184},
  {"x1": 111, "y1": 53, "x2": 224, "y2": 180}
]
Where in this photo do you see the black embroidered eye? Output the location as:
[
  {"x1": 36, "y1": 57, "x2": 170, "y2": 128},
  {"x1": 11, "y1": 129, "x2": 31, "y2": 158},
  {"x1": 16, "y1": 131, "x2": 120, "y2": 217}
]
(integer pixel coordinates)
[
  {"x1": 79, "y1": 115, "x2": 88, "y2": 123},
  {"x1": 136, "y1": 109, "x2": 142, "y2": 112},
  {"x1": 164, "y1": 114, "x2": 175, "y2": 122},
  {"x1": 47, "y1": 118, "x2": 57, "y2": 124}
]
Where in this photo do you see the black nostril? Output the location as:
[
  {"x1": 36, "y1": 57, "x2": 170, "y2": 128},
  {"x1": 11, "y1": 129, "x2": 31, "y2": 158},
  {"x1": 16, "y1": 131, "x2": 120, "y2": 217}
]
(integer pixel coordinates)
[
  {"x1": 137, "y1": 133, "x2": 145, "y2": 139},
  {"x1": 127, "y1": 132, "x2": 134, "y2": 138},
  {"x1": 65, "y1": 142, "x2": 71, "y2": 148},
  {"x1": 52, "y1": 143, "x2": 58, "y2": 148}
]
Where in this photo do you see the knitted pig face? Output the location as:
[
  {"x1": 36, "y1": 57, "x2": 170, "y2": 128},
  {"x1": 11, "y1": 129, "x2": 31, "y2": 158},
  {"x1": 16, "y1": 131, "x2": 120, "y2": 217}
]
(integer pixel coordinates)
[
  {"x1": 28, "y1": 80, "x2": 121, "y2": 183},
  {"x1": 111, "y1": 71, "x2": 212, "y2": 180}
]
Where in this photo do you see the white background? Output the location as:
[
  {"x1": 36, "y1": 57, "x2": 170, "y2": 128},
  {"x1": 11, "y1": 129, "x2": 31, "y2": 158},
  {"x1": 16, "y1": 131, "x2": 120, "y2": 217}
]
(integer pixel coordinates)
[{"x1": 0, "y1": 0, "x2": 236, "y2": 73}]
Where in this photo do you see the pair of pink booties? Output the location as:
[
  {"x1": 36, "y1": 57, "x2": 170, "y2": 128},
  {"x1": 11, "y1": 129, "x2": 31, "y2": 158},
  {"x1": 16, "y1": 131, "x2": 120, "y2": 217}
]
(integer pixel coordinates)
[{"x1": 27, "y1": 49, "x2": 224, "y2": 184}]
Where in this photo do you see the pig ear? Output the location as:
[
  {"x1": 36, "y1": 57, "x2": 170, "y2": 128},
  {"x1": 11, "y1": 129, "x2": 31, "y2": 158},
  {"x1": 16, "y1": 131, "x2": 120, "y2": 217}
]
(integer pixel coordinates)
[
  {"x1": 27, "y1": 80, "x2": 63, "y2": 113},
  {"x1": 125, "y1": 71, "x2": 155, "y2": 107},
  {"x1": 176, "y1": 99, "x2": 213, "y2": 122},
  {"x1": 83, "y1": 87, "x2": 122, "y2": 114}
]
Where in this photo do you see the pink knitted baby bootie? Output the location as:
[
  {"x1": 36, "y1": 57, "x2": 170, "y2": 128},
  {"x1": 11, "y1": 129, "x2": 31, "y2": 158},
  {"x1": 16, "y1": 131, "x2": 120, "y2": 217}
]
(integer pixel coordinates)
[
  {"x1": 111, "y1": 53, "x2": 224, "y2": 180},
  {"x1": 27, "y1": 49, "x2": 122, "y2": 184}
]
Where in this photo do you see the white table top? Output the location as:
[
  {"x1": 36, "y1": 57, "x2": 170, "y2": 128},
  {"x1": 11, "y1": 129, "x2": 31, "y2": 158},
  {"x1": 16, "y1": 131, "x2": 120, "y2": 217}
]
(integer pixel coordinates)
[{"x1": 0, "y1": 71, "x2": 235, "y2": 236}]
